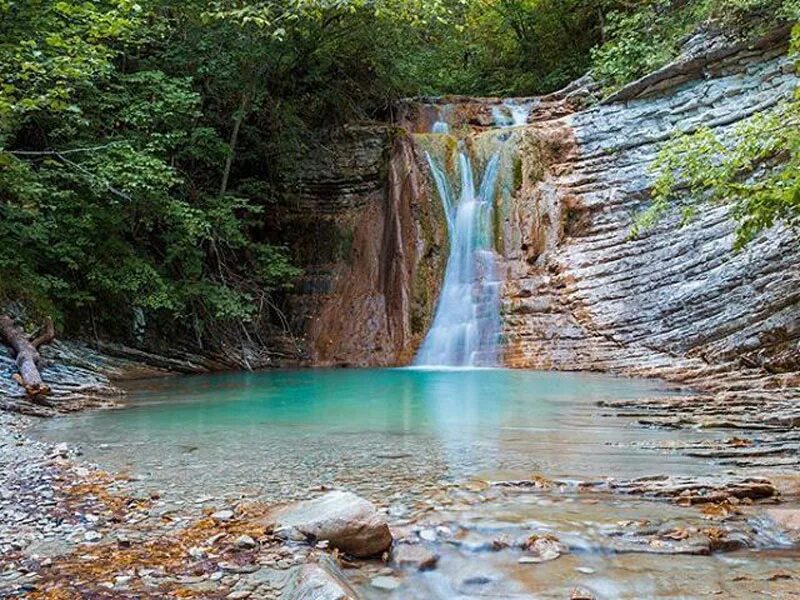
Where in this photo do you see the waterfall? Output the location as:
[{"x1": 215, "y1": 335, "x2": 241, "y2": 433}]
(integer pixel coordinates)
[
  {"x1": 491, "y1": 100, "x2": 533, "y2": 128},
  {"x1": 415, "y1": 146, "x2": 503, "y2": 368},
  {"x1": 431, "y1": 121, "x2": 450, "y2": 134}
]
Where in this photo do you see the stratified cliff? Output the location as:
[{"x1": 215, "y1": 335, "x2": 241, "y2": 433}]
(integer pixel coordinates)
[
  {"x1": 500, "y1": 28, "x2": 799, "y2": 394},
  {"x1": 277, "y1": 127, "x2": 448, "y2": 366}
]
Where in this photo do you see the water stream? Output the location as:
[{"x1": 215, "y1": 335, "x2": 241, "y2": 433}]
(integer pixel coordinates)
[
  {"x1": 415, "y1": 149, "x2": 503, "y2": 367},
  {"x1": 415, "y1": 102, "x2": 532, "y2": 367},
  {"x1": 32, "y1": 370, "x2": 800, "y2": 598}
]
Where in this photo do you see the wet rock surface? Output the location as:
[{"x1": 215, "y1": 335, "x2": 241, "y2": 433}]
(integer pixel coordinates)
[
  {"x1": 2, "y1": 405, "x2": 800, "y2": 599},
  {"x1": 272, "y1": 491, "x2": 393, "y2": 558},
  {"x1": 283, "y1": 557, "x2": 362, "y2": 600},
  {"x1": 391, "y1": 544, "x2": 439, "y2": 571},
  {"x1": 499, "y1": 27, "x2": 799, "y2": 398}
]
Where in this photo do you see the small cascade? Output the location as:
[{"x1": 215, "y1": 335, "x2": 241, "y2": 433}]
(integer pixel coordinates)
[
  {"x1": 415, "y1": 143, "x2": 503, "y2": 368},
  {"x1": 508, "y1": 101, "x2": 532, "y2": 126},
  {"x1": 432, "y1": 121, "x2": 450, "y2": 134},
  {"x1": 492, "y1": 100, "x2": 533, "y2": 128},
  {"x1": 414, "y1": 96, "x2": 535, "y2": 368}
]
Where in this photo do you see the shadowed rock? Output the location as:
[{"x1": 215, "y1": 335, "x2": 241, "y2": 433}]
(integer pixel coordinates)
[{"x1": 392, "y1": 543, "x2": 439, "y2": 571}]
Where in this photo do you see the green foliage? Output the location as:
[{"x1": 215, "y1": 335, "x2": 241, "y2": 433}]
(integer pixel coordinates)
[
  {"x1": 390, "y1": 0, "x2": 605, "y2": 96},
  {"x1": 634, "y1": 26, "x2": 800, "y2": 248},
  {"x1": 1, "y1": 0, "x2": 300, "y2": 346},
  {"x1": 591, "y1": 0, "x2": 796, "y2": 93},
  {"x1": 0, "y1": 0, "x2": 146, "y2": 141},
  {"x1": 1, "y1": 0, "x2": 797, "y2": 349}
]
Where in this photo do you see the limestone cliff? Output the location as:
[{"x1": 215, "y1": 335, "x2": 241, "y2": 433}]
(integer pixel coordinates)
[
  {"x1": 278, "y1": 127, "x2": 447, "y2": 366},
  {"x1": 498, "y1": 28, "x2": 799, "y2": 394}
]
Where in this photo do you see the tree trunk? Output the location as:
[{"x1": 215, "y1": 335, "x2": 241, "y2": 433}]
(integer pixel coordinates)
[
  {"x1": 0, "y1": 315, "x2": 55, "y2": 399},
  {"x1": 219, "y1": 93, "x2": 249, "y2": 198}
]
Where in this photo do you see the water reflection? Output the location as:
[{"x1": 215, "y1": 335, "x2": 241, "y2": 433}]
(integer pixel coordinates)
[{"x1": 33, "y1": 369, "x2": 705, "y2": 500}]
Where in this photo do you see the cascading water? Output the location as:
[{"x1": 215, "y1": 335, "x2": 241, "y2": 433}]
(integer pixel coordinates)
[
  {"x1": 415, "y1": 136, "x2": 503, "y2": 368},
  {"x1": 491, "y1": 100, "x2": 533, "y2": 128}
]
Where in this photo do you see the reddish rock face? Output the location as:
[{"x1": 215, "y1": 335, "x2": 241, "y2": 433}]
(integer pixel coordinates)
[
  {"x1": 301, "y1": 134, "x2": 447, "y2": 367},
  {"x1": 277, "y1": 127, "x2": 447, "y2": 367}
]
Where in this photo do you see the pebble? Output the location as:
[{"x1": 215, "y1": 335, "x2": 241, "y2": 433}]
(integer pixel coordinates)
[
  {"x1": 84, "y1": 531, "x2": 102, "y2": 542},
  {"x1": 234, "y1": 535, "x2": 257, "y2": 549},
  {"x1": 212, "y1": 509, "x2": 234, "y2": 521},
  {"x1": 370, "y1": 575, "x2": 402, "y2": 591}
]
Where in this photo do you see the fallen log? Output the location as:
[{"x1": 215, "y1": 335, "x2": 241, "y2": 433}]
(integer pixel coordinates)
[{"x1": 0, "y1": 315, "x2": 55, "y2": 399}]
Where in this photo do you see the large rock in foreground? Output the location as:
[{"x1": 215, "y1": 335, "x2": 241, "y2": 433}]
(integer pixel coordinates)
[{"x1": 273, "y1": 491, "x2": 392, "y2": 558}]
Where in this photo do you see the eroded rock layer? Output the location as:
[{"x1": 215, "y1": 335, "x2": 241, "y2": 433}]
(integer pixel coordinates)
[
  {"x1": 279, "y1": 127, "x2": 448, "y2": 366},
  {"x1": 500, "y1": 29, "x2": 799, "y2": 395},
  {"x1": 272, "y1": 29, "x2": 798, "y2": 387}
]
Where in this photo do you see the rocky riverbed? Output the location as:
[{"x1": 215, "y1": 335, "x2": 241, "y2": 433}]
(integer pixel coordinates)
[{"x1": 3, "y1": 394, "x2": 800, "y2": 600}]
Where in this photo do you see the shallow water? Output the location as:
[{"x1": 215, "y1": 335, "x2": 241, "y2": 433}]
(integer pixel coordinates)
[
  {"x1": 34, "y1": 369, "x2": 709, "y2": 502},
  {"x1": 32, "y1": 369, "x2": 799, "y2": 598}
]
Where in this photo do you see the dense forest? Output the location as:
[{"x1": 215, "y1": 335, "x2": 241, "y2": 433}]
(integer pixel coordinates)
[{"x1": 1, "y1": 0, "x2": 798, "y2": 353}]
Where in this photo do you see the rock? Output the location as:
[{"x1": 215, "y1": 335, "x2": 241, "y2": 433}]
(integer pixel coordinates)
[
  {"x1": 463, "y1": 575, "x2": 492, "y2": 585},
  {"x1": 282, "y1": 556, "x2": 362, "y2": 600},
  {"x1": 227, "y1": 592, "x2": 251, "y2": 600},
  {"x1": 53, "y1": 443, "x2": 69, "y2": 457},
  {"x1": 520, "y1": 534, "x2": 566, "y2": 563},
  {"x1": 393, "y1": 544, "x2": 439, "y2": 571},
  {"x1": 765, "y1": 508, "x2": 800, "y2": 541},
  {"x1": 84, "y1": 531, "x2": 102, "y2": 543},
  {"x1": 212, "y1": 509, "x2": 235, "y2": 521},
  {"x1": 235, "y1": 535, "x2": 257, "y2": 550},
  {"x1": 570, "y1": 588, "x2": 596, "y2": 600},
  {"x1": 218, "y1": 562, "x2": 260, "y2": 574},
  {"x1": 273, "y1": 491, "x2": 392, "y2": 558},
  {"x1": 370, "y1": 576, "x2": 401, "y2": 591}
]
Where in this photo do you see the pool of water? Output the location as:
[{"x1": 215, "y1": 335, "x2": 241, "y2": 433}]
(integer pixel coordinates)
[
  {"x1": 32, "y1": 369, "x2": 799, "y2": 598},
  {"x1": 34, "y1": 368, "x2": 710, "y2": 503}
]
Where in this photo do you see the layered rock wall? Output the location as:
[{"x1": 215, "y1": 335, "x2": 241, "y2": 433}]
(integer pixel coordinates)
[
  {"x1": 279, "y1": 127, "x2": 447, "y2": 366},
  {"x1": 276, "y1": 29, "x2": 798, "y2": 387},
  {"x1": 501, "y1": 29, "x2": 799, "y2": 393}
]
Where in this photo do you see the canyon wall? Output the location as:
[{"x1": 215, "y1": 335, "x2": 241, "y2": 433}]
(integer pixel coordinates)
[
  {"x1": 500, "y1": 28, "x2": 800, "y2": 392},
  {"x1": 278, "y1": 127, "x2": 448, "y2": 366}
]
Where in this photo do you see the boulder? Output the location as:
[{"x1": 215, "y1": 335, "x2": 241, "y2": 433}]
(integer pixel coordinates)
[
  {"x1": 282, "y1": 557, "x2": 362, "y2": 600},
  {"x1": 273, "y1": 491, "x2": 392, "y2": 558}
]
